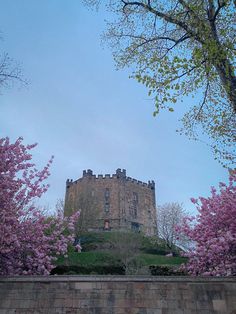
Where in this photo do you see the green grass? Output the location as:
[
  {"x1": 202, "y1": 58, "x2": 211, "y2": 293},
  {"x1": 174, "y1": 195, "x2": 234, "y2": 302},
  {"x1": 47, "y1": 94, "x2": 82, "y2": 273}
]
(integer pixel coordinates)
[
  {"x1": 56, "y1": 251, "x2": 118, "y2": 267},
  {"x1": 138, "y1": 253, "x2": 187, "y2": 266},
  {"x1": 55, "y1": 231, "x2": 187, "y2": 275},
  {"x1": 56, "y1": 251, "x2": 186, "y2": 268}
]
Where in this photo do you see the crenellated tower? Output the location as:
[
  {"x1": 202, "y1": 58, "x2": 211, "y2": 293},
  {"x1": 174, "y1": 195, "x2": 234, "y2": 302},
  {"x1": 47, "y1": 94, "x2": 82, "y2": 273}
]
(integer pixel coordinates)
[{"x1": 64, "y1": 169, "x2": 157, "y2": 236}]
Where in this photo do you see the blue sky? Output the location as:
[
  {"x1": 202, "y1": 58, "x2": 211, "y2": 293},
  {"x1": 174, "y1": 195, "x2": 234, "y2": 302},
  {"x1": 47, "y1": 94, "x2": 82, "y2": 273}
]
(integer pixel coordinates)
[{"x1": 0, "y1": 0, "x2": 229, "y2": 214}]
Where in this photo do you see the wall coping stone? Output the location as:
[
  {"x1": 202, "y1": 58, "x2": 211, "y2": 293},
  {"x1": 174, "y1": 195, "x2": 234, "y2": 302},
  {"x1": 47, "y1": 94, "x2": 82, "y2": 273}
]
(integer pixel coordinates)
[{"x1": 0, "y1": 275, "x2": 235, "y2": 283}]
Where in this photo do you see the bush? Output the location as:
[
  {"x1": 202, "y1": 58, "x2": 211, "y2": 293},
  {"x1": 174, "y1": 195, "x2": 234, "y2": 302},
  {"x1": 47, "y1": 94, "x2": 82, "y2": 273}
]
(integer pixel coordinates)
[
  {"x1": 149, "y1": 265, "x2": 186, "y2": 276},
  {"x1": 142, "y1": 248, "x2": 170, "y2": 255}
]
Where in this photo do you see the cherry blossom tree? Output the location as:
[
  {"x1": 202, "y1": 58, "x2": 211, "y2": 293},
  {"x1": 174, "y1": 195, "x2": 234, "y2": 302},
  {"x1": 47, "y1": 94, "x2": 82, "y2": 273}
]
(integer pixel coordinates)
[
  {"x1": 178, "y1": 170, "x2": 236, "y2": 276},
  {"x1": 157, "y1": 202, "x2": 189, "y2": 250},
  {"x1": 0, "y1": 137, "x2": 80, "y2": 275}
]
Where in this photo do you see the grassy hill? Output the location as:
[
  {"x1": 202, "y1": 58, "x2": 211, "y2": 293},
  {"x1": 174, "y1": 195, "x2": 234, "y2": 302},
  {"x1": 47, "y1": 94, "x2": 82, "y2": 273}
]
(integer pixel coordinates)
[{"x1": 52, "y1": 231, "x2": 187, "y2": 275}]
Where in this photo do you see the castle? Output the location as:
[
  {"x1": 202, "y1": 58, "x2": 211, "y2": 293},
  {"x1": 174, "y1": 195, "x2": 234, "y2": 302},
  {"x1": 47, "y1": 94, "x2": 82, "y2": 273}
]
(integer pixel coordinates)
[{"x1": 64, "y1": 169, "x2": 157, "y2": 236}]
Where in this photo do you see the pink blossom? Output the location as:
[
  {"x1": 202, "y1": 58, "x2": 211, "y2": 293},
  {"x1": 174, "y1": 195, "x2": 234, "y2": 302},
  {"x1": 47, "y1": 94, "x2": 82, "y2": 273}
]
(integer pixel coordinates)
[
  {"x1": 190, "y1": 198, "x2": 198, "y2": 204},
  {"x1": 178, "y1": 170, "x2": 236, "y2": 276},
  {"x1": 0, "y1": 137, "x2": 80, "y2": 275}
]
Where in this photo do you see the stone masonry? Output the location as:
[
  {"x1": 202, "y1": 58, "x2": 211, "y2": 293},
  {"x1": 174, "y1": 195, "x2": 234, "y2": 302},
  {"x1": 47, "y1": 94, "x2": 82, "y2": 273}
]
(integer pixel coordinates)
[
  {"x1": 0, "y1": 276, "x2": 235, "y2": 314},
  {"x1": 64, "y1": 169, "x2": 157, "y2": 236}
]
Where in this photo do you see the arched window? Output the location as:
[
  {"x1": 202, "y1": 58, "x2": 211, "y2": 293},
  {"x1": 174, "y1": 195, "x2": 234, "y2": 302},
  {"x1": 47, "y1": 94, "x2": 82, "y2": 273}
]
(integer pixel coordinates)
[
  {"x1": 104, "y1": 219, "x2": 110, "y2": 230},
  {"x1": 104, "y1": 188, "x2": 110, "y2": 212},
  {"x1": 133, "y1": 192, "x2": 138, "y2": 218}
]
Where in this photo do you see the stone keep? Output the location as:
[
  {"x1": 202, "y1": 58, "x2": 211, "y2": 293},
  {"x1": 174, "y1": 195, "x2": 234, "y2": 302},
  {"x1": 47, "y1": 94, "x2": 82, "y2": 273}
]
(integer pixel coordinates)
[{"x1": 64, "y1": 169, "x2": 157, "y2": 236}]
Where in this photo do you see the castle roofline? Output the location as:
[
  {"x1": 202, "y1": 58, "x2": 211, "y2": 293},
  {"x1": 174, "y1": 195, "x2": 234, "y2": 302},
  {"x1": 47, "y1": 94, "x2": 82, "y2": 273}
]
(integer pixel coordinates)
[{"x1": 66, "y1": 169, "x2": 155, "y2": 189}]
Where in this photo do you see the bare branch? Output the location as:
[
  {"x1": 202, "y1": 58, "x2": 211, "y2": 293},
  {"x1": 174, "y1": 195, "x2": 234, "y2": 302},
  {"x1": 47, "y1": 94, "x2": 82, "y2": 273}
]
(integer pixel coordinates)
[
  {"x1": 0, "y1": 53, "x2": 26, "y2": 92},
  {"x1": 213, "y1": 0, "x2": 227, "y2": 21},
  {"x1": 158, "y1": 33, "x2": 190, "y2": 59},
  {"x1": 165, "y1": 60, "x2": 206, "y2": 85},
  {"x1": 195, "y1": 80, "x2": 210, "y2": 120},
  {"x1": 178, "y1": 0, "x2": 202, "y2": 22},
  {"x1": 121, "y1": 1, "x2": 203, "y2": 43}
]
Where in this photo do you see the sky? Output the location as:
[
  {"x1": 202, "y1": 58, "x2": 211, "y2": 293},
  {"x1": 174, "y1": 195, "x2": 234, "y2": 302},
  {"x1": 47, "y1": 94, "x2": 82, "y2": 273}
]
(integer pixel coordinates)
[{"x1": 0, "y1": 0, "x2": 229, "y2": 214}]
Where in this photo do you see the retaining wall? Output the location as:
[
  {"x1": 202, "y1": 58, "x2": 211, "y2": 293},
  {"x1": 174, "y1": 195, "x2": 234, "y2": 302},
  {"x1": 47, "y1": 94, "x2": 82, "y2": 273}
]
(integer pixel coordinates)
[{"x1": 0, "y1": 276, "x2": 235, "y2": 314}]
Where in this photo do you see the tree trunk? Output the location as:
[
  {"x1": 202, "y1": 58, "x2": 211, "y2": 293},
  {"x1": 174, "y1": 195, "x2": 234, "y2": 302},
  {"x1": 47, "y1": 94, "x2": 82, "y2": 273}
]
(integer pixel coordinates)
[
  {"x1": 214, "y1": 59, "x2": 236, "y2": 113},
  {"x1": 207, "y1": 18, "x2": 236, "y2": 113}
]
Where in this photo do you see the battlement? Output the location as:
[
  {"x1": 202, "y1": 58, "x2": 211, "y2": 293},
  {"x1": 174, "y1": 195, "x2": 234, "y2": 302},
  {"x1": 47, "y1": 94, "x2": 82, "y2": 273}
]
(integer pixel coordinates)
[
  {"x1": 66, "y1": 179, "x2": 73, "y2": 188},
  {"x1": 67, "y1": 169, "x2": 155, "y2": 189},
  {"x1": 65, "y1": 168, "x2": 157, "y2": 236},
  {"x1": 126, "y1": 177, "x2": 148, "y2": 187},
  {"x1": 83, "y1": 169, "x2": 94, "y2": 177},
  {"x1": 148, "y1": 180, "x2": 155, "y2": 190},
  {"x1": 116, "y1": 168, "x2": 126, "y2": 178}
]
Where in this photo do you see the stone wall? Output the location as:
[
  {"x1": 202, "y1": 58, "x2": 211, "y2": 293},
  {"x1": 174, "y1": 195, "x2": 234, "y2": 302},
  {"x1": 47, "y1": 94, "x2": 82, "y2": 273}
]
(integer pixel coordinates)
[{"x1": 0, "y1": 276, "x2": 235, "y2": 314}]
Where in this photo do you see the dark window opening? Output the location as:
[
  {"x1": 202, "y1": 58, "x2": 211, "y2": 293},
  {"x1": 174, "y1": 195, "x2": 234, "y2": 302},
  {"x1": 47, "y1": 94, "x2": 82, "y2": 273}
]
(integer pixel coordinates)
[
  {"x1": 133, "y1": 192, "x2": 138, "y2": 203},
  {"x1": 131, "y1": 222, "x2": 140, "y2": 232},
  {"x1": 105, "y1": 188, "x2": 110, "y2": 199},
  {"x1": 132, "y1": 192, "x2": 138, "y2": 218},
  {"x1": 104, "y1": 203, "x2": 110, "y2": 212},
  {"x1": 104, "y1": 219, "x2": 110, "y2": 230},
  {"x1": 148, "y1": 209, "x2": 152, "y2": 219},
  {"x1": 104, "y1": 188, "x2": 110, "y2": 212}
]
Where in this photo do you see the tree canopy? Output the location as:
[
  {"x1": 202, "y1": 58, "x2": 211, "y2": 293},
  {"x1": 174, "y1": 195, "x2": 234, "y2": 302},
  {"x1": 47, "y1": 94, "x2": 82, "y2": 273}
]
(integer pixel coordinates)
[
  {"x1": 0, "y1": 137, "x2": 80, "y2": 275},
  {"x1": 177, "y1": 170, "x2": 236, "y2": 276},
  {"x1": 157, "y1": 202, "x2": 189, "y2": 250},
  {"x1": 83, "y1": 0, "x2": 236, "y2": 167}
]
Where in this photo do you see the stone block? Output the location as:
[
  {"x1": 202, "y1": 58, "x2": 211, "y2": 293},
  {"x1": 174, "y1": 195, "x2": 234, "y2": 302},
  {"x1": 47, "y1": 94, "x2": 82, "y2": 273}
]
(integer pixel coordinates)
[
  {"x1": 212, "y1": 299, "x2": 227, "y2": 312},
  {"x1": 74, "y1": 282, "x2": 93, "y2": 290}
]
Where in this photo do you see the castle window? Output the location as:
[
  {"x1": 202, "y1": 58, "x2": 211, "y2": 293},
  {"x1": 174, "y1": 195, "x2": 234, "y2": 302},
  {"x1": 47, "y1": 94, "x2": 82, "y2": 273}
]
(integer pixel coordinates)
[
  {"x1": 148, "y1": 209, "x2": 152, "y2": 219},
  {"x1": 132, "y1": 192, "x2": 138, "y2": 218},
  {"x1": 131, "y1": 222, "x2": 140, "y2": 232},
  {"x1": 105, "y1": 188, "x2": 110, "y2": 198},
  {"x1": 104, "y1": 203, "x2": 110, "y2": 212},
  {"x1": 133, "y1": 192, "x2": 138, "y2": 203},
  {"x1": 104, "y1": 188, "x2": 110, "y2": 212},
  {"x1": 104, "y1": 219, "x2": 110, "y2": 230}
]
